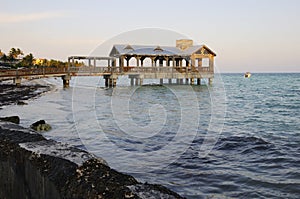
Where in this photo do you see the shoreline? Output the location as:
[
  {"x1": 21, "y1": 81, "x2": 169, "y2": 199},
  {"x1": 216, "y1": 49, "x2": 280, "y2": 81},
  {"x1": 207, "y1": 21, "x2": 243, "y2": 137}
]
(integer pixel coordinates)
[{"x1": 0, "y1": 78, "x2": 53, "y2": 109}]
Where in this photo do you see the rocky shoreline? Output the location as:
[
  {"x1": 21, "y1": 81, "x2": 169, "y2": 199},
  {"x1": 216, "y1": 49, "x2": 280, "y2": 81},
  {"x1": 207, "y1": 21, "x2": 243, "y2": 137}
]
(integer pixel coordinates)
[
  {"x1": 0, "y1": 81, "x2": 50, "y2": 108},
  {"x1": 0, "y1": 121, "x2": 184, "y2": 199},
  {"x1": 0, "y1": 81, "x2": 185, "y2": 199}
]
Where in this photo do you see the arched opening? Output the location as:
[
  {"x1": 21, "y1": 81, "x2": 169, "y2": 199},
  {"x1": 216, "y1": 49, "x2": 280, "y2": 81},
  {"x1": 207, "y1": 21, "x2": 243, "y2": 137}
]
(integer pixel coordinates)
[
  {"x1": 168, "y1": 58, "x2": 174, "y2": 67},
  {"x1": 129, "y1": 57, "x2": 137, "y2": 67},
  {"x1": 202, "y1": 58, "x2": 209, "y2": 67},
  {"x1": 143, "y1": 57, "x2": 152, "y2": 67},
  {"x1": 195, "y1": 59, "x2": 199, "y2": 67},
  {"x1": 182, "y1": 59, "x2": 187, "y2": 67},
  {"x1": 124, "y1": 56, "x2": 133, "y2": 67}
]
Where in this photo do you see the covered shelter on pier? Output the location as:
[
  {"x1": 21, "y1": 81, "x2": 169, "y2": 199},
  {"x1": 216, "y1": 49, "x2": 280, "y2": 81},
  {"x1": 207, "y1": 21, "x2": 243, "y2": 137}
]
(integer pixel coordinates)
[
  {"x1": 67, "y1": 39, "x2": 217, "y2": 87},
  {"x1": 109, "y1": 39, "x2": 216, "y2": 75}
]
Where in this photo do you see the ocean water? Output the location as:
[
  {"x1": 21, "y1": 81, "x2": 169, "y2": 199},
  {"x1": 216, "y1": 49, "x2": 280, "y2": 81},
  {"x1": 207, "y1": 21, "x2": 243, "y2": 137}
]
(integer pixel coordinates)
[{"x1": 1, "y1": 73, "x2": 300, "y2": 198}]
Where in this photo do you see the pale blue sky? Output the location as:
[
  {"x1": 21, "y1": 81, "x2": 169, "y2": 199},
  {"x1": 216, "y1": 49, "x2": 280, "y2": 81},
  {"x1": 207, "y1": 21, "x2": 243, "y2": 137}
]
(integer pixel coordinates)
[{"x1": 1, "y1": 0, "x2": 299, "y2": 72}]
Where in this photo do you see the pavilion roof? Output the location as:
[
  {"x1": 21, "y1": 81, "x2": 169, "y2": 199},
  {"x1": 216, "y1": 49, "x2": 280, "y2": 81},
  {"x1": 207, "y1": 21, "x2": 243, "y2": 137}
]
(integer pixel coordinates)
[{"x1": 109, "y1": 44, "x2": 216, "y2": 57}]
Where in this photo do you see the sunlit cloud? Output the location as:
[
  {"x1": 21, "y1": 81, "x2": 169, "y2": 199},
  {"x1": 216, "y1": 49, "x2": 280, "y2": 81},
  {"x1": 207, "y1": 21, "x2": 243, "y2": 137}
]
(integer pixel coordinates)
[{"x1": 0, "y1": 11, "x2": 68, "y2": 23}]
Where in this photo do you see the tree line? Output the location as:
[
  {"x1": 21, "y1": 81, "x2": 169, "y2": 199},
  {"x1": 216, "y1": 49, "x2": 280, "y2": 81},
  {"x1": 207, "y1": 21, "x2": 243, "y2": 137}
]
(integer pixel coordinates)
[{"x1": 0, "y1": 48, "x2": 82, "y2": 69}]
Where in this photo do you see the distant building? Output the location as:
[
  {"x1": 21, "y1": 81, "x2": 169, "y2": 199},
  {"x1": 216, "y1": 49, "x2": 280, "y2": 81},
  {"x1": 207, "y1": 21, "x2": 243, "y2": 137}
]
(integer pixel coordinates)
[{"x1": 34, "y1": 58, "x2": 46, "y2": 65}]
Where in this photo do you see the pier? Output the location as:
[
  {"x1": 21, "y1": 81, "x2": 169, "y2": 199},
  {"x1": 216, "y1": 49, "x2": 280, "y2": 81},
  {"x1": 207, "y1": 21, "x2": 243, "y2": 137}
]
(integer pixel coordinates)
[{"x1": 0, "y1": 40, "x2": 216, "y2": 87}]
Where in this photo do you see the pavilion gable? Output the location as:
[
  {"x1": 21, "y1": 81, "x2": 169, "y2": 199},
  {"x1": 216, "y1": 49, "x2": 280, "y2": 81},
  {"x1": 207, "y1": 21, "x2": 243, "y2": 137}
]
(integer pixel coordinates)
[
  {"x1": 191, "y1": 45, "x2": 216, "y2": 56},
  {"x1": 109, "y1": 46, "x2": 120, "y2": 57}
]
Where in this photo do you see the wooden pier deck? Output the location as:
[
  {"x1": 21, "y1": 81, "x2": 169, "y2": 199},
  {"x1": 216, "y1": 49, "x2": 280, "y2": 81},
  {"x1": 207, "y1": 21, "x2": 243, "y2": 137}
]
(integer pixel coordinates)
[{"x1": 0, "y1": 65, "x2": 213, "y2": 87}]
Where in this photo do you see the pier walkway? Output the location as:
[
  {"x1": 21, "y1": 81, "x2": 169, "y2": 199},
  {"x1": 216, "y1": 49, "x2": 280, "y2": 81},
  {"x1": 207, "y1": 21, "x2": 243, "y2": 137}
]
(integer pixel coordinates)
[{"x1": 0, "y1": 64, "x2": 213, "y2": 87}]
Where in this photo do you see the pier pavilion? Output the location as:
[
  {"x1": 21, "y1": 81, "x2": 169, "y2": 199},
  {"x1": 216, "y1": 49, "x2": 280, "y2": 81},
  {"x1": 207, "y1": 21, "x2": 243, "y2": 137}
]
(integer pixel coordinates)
[
  {"x1": 68, "y1": 39, "x2": 216, "y2": 87},
  {"x1": 110, "y1": 39, "x2": 216, "y2": 86}
]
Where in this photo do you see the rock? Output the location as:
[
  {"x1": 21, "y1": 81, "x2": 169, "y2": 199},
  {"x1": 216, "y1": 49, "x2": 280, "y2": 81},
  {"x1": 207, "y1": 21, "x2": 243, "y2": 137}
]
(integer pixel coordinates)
[
  {"x1": 31, "y1": 120, "x2": 46, "y2": 126},
  {"x1": 0, "y1": 123, "x2": 185, "y2": 199},
  {"x1": 17, "y1": 101, "x2": 28, "y2": 105},
  {"x1": 0, "y1": 116, "x2": 20, "y2": 124},
  {"x1": 30, "y1": 120, "x2": 52, "y2": 131}
]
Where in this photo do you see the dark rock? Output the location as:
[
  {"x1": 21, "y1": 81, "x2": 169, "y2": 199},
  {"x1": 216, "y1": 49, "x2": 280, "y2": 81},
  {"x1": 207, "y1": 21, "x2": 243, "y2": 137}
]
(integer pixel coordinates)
[
  {"x1": 17, "y1": 101, "x2": 28, "y2": 105},
  {"x1": 0, "y1": 122, "x2": 185, "y2": 199},
  {"x1": 30, "y1": 120, "x2": 52, "y2": 131},
  {"x1": 0, "y1": 116, "x2": 20, "y2": 124},
  {"x1": 31, "y1": 120, "x2": 46, "y2": 126},
  {"x1": 63, "y1": 158, "x2": 139, "y2": 199},
  {"x1": 0, "y1": 83, "x2": 50, "y2": 107}
]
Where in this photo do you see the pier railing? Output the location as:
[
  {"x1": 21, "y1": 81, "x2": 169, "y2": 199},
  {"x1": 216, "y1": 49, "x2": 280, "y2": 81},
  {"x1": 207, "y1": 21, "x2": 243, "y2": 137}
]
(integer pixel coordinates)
[
  {"x1": 69, "y1": 66, "x2": 213, "y2": 74},
  {"x1": 0, "y1": 67, "x2": 68, "y2": 78},
  {"x1": 0, "y1": 66, "x2": 213, "y2": 78},
  {"x1": 126, "y1": 66, "x2": 213, "y2": 73}
]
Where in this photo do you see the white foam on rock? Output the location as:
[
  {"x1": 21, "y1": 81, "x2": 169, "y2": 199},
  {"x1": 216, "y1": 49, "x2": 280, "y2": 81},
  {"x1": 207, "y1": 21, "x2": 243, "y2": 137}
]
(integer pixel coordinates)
[
  {"x1": 0, "y1": 121, "x2": 38, "y2": 135},
  {"x1": 127, "y1": 184, "x2": 177, "y2": 199},
  {"x1": 19, "y1": 140, "x2": 107, "y2": 166},
  {"x1": 0, "y1": 121, "x2": 107, "y2": 167}
]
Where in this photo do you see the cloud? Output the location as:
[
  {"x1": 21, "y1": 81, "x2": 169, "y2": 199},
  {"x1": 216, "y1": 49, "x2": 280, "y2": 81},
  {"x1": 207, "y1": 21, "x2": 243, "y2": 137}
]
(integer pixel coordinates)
[{"x1": 0, "y1": 11, "x2": 67, "y2": 23}]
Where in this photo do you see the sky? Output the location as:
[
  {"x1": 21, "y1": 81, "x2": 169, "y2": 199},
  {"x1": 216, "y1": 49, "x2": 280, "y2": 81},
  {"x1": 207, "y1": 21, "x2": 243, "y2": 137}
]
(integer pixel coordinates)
[{"x1": 1, "y1": 0, "x2": 299, "y2": 72}]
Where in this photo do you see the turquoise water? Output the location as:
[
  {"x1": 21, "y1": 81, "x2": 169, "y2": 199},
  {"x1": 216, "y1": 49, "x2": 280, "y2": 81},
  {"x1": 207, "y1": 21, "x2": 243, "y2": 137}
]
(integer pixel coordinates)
[{"x1": 1, "y1": 73, "x2": 299, "y2": 198}]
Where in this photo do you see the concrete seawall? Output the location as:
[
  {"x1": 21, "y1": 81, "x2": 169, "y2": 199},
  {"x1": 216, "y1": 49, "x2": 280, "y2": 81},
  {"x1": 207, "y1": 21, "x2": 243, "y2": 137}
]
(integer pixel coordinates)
[{"x1": 0, "y1": 121, "x2": 184, "y2": 199}]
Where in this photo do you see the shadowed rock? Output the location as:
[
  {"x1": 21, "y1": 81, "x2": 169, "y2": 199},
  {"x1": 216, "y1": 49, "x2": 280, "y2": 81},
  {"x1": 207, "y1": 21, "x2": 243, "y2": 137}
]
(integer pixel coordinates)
[
  {"x1": 0, "y1": 83, "x2": 50, "y2": 107},
  {"x1": 17, "y1": 101, "x2": 28, "y2": 105},
  {"x1": 0, "y1": 122, "x2": 185, "y2": 199},
  {"x1": 0, "y1": 116, "x2": 20, "y2": 124},
  {"x1": 31, "y1": 120, "x2": 52, "y2": 131}
]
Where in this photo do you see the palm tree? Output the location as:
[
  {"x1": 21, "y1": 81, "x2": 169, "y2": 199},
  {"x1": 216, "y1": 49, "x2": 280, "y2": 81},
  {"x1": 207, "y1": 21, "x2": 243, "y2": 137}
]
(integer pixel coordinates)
[
  {"x1": 16, "y1": 48, "x2": 24, "y2": 57},
  {"x1": 23, "y1": 53, "x2": 34, "y2": 65},
  {"x1": 0, "y1": 54, "x2": 7, "y2": 62},
  {"x1": 8, "y1": 47, "x2": 24, "y2": 60},
  {"x1": 8, "y1": 48, "x2": 16, "y2": 61},
  {"x1": 16, "y1": 53, "x2": 34, "y2": 68},
  {"x1": 0, "y1": 50, "x2": 7, "y2": 62}
]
